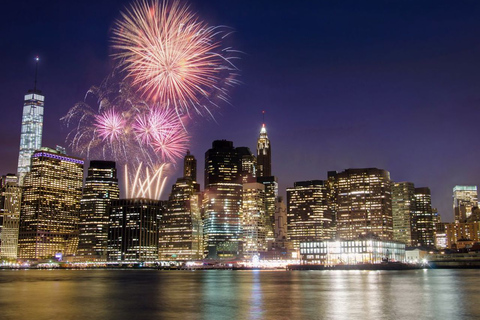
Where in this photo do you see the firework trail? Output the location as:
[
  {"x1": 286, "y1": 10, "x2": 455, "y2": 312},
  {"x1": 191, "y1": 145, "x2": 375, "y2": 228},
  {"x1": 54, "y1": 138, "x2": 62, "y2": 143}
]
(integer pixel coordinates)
[{"x1": 111, "y1": 0, "x2": 240, "y2": 118}]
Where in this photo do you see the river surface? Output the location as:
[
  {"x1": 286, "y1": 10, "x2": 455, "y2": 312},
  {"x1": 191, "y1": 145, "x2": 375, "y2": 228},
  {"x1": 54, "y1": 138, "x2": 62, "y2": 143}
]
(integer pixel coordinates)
[{"x1": 0, "y1": 269, "x2": 478, "y2": 320}]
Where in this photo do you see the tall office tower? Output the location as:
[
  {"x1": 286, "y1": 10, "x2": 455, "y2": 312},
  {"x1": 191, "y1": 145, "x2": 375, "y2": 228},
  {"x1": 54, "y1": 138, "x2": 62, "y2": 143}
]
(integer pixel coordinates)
[
  {"x1": 256, "y1": 123, "x2": 271, "y2": 177},
  {"x1": 453, "y1": 186, "x2": 478, "y2": 223},
  {"x1": 18, "y1": 147, "x2": 83, "y2": 259},
  {"x1": 77, "y1": 161, "x2": 120, "y2": 261},
  {"x1": 242, "y1": 182, "x2": 267, "y2": 259},
  {"x1": 257, "y1": 176, "x2": 278, "y2": 242},
  {"x1": 334, "y1": 168, "x2": 393, "y2": 240},
  {"x1": 413, "y1": 187, "x2": 435, "y2": 248},
  {"x1": 107, "y1": 199, "x2": 164, "y2": 262},
  {"x1": 203, "y1": 140, "x2": 243, "y2": 258},
  {"x1": 237, "y1": 147, "x2": 257, "y2": 184},
  {"x1": 274, "y1": 197, "x2": 288, "y2": 241},
  {"x1": 392, "y1": 182, "x2": 416, "y2": 246},
  {"x1": 286, "y1": 180, "x2": 335, "y2": 250},
  {"x1": 183, "y1": 151, "x2": 197, "y2": 181},
  {"x1": 0, "y1": 174, "x2": 21, "y2": 259},
  {"x1": 17, "y1": 58, "x2": 44, "y2": 185},
  {"x1": 159, "y1": 153, "x2": 202, "y2": 261}
]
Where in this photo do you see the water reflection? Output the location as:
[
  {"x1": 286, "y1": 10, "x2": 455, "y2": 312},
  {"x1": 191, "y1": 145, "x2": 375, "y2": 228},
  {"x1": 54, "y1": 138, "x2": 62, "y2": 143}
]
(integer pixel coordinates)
[{"x1": 0, "y1": 269, "x2": 479, "y2": 319}]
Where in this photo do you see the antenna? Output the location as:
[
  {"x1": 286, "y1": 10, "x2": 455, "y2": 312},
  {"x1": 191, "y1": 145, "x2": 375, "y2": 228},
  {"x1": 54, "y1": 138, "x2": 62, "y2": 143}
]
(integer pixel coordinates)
[
  {"x1": 34, "y1": 56, "x2": 39, "y2": 92},
  {"x1": 262, "y1": 110, "x2": 265, "y2": 124}
]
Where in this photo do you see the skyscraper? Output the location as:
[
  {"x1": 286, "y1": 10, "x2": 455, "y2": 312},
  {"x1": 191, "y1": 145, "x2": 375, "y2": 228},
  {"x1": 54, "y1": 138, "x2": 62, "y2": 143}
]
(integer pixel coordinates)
[
  {"x1": 77, "y1": 161, "x2": 120, "y2": 261},
  {"x1": 18, "y1": 147, "x2": 83, "y2": 259},
  {"x1": 413, "y1": 187, "x2": 435, "y2": 248},
  {"x1": 257, "y1": 176, "x2": 278, "y2": 242},
  {"x1": 334, "y1": 168, "x2": 393, "y2": 240},
  {"x1": 203, "y1": 140, "x2": 242, "y2": 259},
  {"x1": 286, "y1": 180, "x2": 335, "y2": 250},
  {"x1": 453, "y1": 186, "x2": 478, "y2": 223},
  {"x1": 392, "y1": 182, "x2": 416, "y2": 246},
  {"x1": 183, "y1": 150, "x2": 197, "y2": 181},
  {"x1": 17, "y1": 57, "x2": 44, "y2": 185},
  {"x1": 242, "y1": 182, "x2": 267, "y2": 258},
  {"x1": 107, "y1": 199, "x2": 164, "y2": 262},
  {"x1": 237, "y1": 147, "x2": 257, "y2": 184},
  {"x1": 159, "y1": 153, "x2": 203, "y2": 261},
  {"x1": 256, "y1": 122, "x2": 271, "y2": 177},
  {"x1": 0, "y1": 174, "x2": 21, "y2": 259}
]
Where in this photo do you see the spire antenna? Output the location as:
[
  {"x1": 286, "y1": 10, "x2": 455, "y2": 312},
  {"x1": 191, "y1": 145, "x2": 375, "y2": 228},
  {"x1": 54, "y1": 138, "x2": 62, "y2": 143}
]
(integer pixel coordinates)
[
  {"x1": 34, "y1": 56, "x2": 39, "y2": 92},
  {"x1": 262, "y1": 110, "x2": 265, "y2": 124}
]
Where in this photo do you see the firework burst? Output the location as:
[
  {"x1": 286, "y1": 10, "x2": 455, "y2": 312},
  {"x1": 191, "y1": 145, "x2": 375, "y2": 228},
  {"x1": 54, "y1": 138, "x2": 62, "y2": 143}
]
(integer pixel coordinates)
[
  {"x1": 61, "y1": 71, "x2": 190, "y2": 169},
  {"x1": 111, "y1": 0, "x2": 240, "y2": 117}
]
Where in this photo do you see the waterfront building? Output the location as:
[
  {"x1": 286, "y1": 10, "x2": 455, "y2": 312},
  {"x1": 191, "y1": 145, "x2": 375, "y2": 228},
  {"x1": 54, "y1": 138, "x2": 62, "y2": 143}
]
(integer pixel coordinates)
[
  {"x1": 18, "y1": 147, "x2": 83, "y2": 259},
  {"x1": 159, "y1": 153, "x2": 203, "y2": 261},
  {"x1": 256, "y1": 122, "x2": 271, "y2": 177},
  {"x1": 453, "y1": 186, "x2": 478, "y2": 223},
  {"x1": 17, "y1": 59, "x2": 44, "y2": 185},
  {"x1": 203, "y1": 140, "x2": 243, "y2": 258},
  {"x1": 333, "y1": 168, "x2": 393, "y2": 240},
  {"x1": 107, "y1": 199, "x2": 164, "y2": 262},
  {"x1": 413, "y1": 187, "x2": 435, "y2": 248},
  {"x1": 77, "y1": 161, "x2": 120, "y2": 261},
  {"x1": 242, "y1": 182, "x2": 267, "y2": 258},
  {"x1": 287, "y1": 180, "x2": 335, "y2": 250},
  {"x1": 0, "y1": 174, "x2": 21, "y2": 259},
  {"x1": 444, "y1": 222, "x2": 480, "y2": 249},
  {"x1": 392, "y1": 182, "x2": 416, "y2": 246},
  {"x1": 300, "y1": 239, "x2": 405, "y2": 265}
]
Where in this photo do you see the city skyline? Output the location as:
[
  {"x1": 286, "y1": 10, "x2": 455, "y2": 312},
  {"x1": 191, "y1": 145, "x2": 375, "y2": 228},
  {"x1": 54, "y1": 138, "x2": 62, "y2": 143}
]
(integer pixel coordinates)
[{"x1": 2, "y1": 1, "x2": 480, "y2": 221}]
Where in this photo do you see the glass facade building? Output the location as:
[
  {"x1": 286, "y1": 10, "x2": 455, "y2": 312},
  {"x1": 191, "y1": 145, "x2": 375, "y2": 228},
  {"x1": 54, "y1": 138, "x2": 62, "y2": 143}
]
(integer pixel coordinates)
[
  {"x1": 392, "y1": 182, "x2": 416, "y2": 246},
  {"x1": 203, "y1": 140, "x2": 243, "y2": 259},
  {"x1": 18, "y1": 148, "x2": 84, "y2": 259},
  {"x1": 17, "y1": 91, "x2": 44, "y2": 185},
  {"x1": 242, "y1": 182, "x2": 267, "y2": 258},
  {"x1": 300, "y1": 239, "x2": 405, "y2": 265},
  {"x1": 453, "y1": 186, "x2": 478, "y2": 223},
  {"x1": 159, "y1": 167, "x2": 203, "y2": 261},
  {"x1": 107, "y1": 199, "x2": 164, "y2": 262},
  {"x1": 77, "y1": 161, "x2": 120, "y2": 261},
  {"x1": 413, "y1": 187, "x2": 435, "y2": 247}
]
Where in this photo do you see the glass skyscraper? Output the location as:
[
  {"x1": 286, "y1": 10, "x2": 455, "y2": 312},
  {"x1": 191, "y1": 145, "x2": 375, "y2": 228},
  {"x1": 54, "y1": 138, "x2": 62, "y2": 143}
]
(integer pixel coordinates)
[
  {"x1": 203, "y1": 140, "x2": 243, "y2": 259},
  {"x1": 453, "y1": 185, "x2": 478, "y2": 223},
  {"x1": 17, "y1": 77, "x2": 44, "y2": 185},
  {"x1": 77, "y1": 161, "x2": 120, "y2": 261}
]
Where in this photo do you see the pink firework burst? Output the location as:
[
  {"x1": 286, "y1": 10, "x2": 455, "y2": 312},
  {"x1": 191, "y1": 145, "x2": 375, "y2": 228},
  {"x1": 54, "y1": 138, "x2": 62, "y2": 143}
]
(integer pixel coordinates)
[
  {"x1": 133, "y1": 107, "x2": 178, "y2": 145},
  {"x1": 153, "y1": 129, "x2": 189, "y2": 163},
  {"x1": 94, "y1": 109, "x2": 126, "y2": 143}
]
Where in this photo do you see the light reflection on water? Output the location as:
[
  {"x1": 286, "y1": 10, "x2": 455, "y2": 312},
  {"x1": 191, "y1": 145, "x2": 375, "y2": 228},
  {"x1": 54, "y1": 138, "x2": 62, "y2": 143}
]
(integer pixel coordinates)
[{"x1": 0, "y1": 269, "x2": 478, "y2": 320}]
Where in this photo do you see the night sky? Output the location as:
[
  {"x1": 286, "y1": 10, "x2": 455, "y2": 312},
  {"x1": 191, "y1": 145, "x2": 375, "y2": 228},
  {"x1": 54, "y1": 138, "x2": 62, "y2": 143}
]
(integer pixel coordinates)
[{"x1": 2, "y1": 0, "x2": 480, "y2": 221}]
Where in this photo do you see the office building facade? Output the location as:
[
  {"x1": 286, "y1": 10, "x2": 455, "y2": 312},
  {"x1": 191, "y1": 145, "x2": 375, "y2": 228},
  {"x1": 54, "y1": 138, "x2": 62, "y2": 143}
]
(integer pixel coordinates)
[
  {"x1": 287, "y1": 180, "x2": 335, "y2": 250},
  {"x1": 77, "y1": 161, "x2": 120, "y2": 261},
  {"x1": 18, "y1": 147, "x2": 83, "y2": 259},
  {"x1": 334, "y1": 168, "x2": 393, "y2": 241}
]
